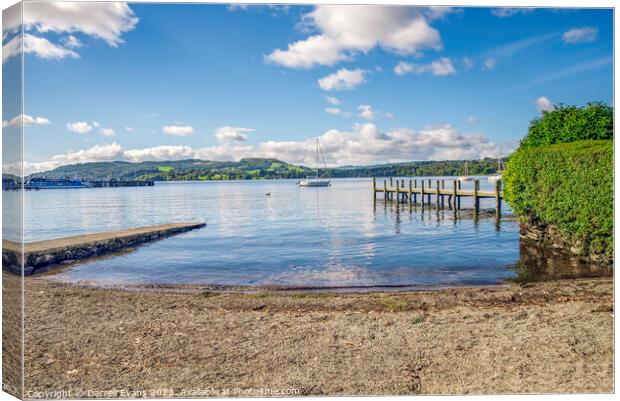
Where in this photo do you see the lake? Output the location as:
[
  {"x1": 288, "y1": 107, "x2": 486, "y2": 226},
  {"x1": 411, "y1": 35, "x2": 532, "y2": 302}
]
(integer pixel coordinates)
[{"x1": 5, "y1": 178, "x2": 529, "y2": 289}]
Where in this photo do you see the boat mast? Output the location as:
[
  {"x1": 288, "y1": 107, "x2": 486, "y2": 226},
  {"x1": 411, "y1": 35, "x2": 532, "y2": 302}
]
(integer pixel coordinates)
[{"x1": 316, "y1": 138, "x2": 319, "y2": 178}]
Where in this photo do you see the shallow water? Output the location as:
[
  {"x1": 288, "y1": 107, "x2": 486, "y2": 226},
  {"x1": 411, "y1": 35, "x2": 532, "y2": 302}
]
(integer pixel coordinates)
[{"x1": 5, "y1": 178, "x2": 532, "y2": 288}]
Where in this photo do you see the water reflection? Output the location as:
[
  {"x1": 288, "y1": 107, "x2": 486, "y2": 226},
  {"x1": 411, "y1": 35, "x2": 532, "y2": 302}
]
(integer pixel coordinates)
[
  {"x1": 23, "y1": 179, "x2": 528, "y2": 288},
  {"x1": 507, "y1": 240, "x2": 613, "y2": 283}
]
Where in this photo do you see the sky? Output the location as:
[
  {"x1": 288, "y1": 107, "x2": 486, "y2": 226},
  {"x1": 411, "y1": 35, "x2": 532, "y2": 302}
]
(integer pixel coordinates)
[{"x1": 1, "y1": 2, "x2": 614, "y2": 173}]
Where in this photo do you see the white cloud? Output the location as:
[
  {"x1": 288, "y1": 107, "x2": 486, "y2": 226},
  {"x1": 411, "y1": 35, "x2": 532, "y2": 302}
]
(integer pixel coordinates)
[
  {"x1": 2, "y1": 2, "x2": 138, "y2": 63},
  {"x1": 535, "y1": 96, "x2": 554, "y2": 112},
  {"x1": 62, "y1": 34, "x2": 82, "y2": 48},
  {"x1": 481, "y1": 32, "x2": 556, "y2": 71},
  {"x1": 483, "y1": 58, "x2": 497, "y2": 70},
  {"x1": 383, "y1": 112, "x2": 395, "y2": 120},
  {"x1": 463, "y1": 57, "x2": 474, "y2": 70},
  {"x1": 25, "y1": 123, "x2": 511, "y2": 174},
  {"x1": 214, "y1": 126, "x2": 254, "y2": 142},
  {"x1": 466, "y1": 116, "x2": 480, "y2": 124},
  {"x1": 394, "y1": 57, "x2": 456, "y2": 76},
  {"x1": 394, "y1": 61, "x2": 413, "y2": 76},
  {"x1": 100, "y1": 128, "x2": 115, "y2": 137},
  {"x1": 562, "y1": 27, "x2": 598, "y2": 44},
  {"x1": 124, "y1": 145, "x2": 197, "y2": 162},
  {"x1": 227, "y1": 4, "x2": 290, "y2": 14},
  {"x1": 162, "y1": 125, "x2": 194, "y2": 136},
  {"x1": 125, "y1": 126, "x2": 135, "y2": 132},
  {"x1": 265, "y1": 5, "x2": 444, "y2": 68},
  {"x1": 357, "y1": 105, "x2": 375, "y2": 120},
  {"x1": 67, "y1": 121, "x2": 93, "y2": 134},
  {"x1": 318, "y1": 68, "x2": 366, "y2": 91},
  {"x1": 21, "y1": 2, "x2": 138, "y2": 47},
  {"x1": 3, "y1": 33, "x2": 80, "y2": 63},
  {"x1": 325, "y1": 96, "x2": 340, "y2": 105},
  {"x1": 325, "y1": 107, "x2": 342, "y2": 115},
  {"x1": 490, "y1": 8, "x2": 534, "y2": 18},
  {"x1": 2, "y1": 114, "x2": 51, "y2": 128}
]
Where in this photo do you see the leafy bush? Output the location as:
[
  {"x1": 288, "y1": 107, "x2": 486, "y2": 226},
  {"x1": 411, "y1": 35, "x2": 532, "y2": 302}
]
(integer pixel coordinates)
[
  {"x1": 520, "y1": 102, "x2": 613, "y2": 148},
  {"x1": 503, "y1": 140, "x2": 613, "y2": 256}
]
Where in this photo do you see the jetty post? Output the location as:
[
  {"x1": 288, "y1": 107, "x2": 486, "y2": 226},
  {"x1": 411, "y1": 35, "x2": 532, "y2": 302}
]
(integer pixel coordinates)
[
  {"x1": 441, "y1": 180, "x2": 445, "y2": 208},
  {"x1": 474, "y1": 179, "x2": 480, "y2": 215},
  {"x1": 408, "y1": 179, "x2": 412, "y2": 203},
  {"x1": 396, "y1": 180, "x2": 400, "y2": 204},
  {"x1": 427, "y1": 179, "x2": 432, "y2": 204},
  {"x1": 495, "y1": 179, "x2": 502, "y2": 218},
  {"x1": 457, "y1": 180, "x2": 462, "y2": 209},
  {"x1": 452, "y1": 180, "x2": 457, "y2": 211},
  {"x1": 384, "y1": 179, "x2": 388, "y2": 200},
  {"x1": 390, "y1": 177, "x2": 393, "y2": 187},
  {"x1": 420, "y1": 180, "x2": 425, "y2": 206},
  {"x1": 413, "y1": 179, "x2": 417, "y2": 204},
  {"x1": 435, "y1": 180, "x2": 440, "y2": 209},
  {"x1": 373, "y1": 177, "x2": 377, "y2": 200}
]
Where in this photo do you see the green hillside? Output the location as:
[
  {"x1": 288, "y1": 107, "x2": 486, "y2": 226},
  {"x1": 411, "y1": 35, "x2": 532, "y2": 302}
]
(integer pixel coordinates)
[{"x1": 29, "y1": 157, "x2": 506, "y2": 181}]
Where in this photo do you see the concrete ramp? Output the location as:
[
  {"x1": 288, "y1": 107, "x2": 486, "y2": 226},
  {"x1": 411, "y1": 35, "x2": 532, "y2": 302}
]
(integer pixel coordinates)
[{"x1": 2, "y1": 222, "x2": 206, "y2": 275}]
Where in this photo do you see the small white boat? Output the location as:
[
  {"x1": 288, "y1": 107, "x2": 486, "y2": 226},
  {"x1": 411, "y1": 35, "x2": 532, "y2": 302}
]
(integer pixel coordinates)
[
  {"x1": 487, "y1": 156, "x2": 504, "y2": 182},
  {"x1": 298, "y1": 177, "x2": 331, "y2": 187},
  {"x1": 488, "y1": 173, "x2": 502, "y2": 182},
  {"x1": 298, "y1": 138, "x2": 331, "y2": 187},
  {"x1": 458, "y1": 161, "x2": 474, "y2": 182}
]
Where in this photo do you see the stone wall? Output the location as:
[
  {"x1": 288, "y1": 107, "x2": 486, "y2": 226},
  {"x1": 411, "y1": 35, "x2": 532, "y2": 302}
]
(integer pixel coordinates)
[{"x1": 519, "y1": 216, "x2": 612, "y2": 265}]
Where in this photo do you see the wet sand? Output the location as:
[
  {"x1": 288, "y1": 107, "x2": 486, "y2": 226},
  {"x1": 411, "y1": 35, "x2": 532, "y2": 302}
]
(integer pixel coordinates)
[{"x1": 5, "y1": 273, "x2": 613, "y2": 397}]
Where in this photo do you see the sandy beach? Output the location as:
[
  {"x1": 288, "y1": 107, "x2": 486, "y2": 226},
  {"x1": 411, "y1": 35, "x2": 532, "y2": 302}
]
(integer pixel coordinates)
[{"x1": 4, "y1": 272, "x2": 611, "y2": 397}]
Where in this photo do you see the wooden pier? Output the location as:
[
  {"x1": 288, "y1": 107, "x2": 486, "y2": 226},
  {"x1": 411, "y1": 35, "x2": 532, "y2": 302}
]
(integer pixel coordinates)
[
  {"x1": 373, "y1": 177, "x2": 504, "y2": 216},
  {"x1": 2, "y1": 222, "x2": 206, "y2": 275}
]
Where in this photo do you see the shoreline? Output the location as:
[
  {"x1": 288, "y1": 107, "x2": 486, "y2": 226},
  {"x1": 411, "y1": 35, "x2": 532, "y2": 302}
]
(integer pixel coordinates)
[
  {"x1": 6, "y1": 272, "x2": 612, "y2": 396},
  {"x1": 33, "y1": 275, "x2": 517, "y2": 294}
]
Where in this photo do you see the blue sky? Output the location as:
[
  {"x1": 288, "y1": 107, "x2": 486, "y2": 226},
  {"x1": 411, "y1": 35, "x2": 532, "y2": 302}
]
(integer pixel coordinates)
[{"x1": 1, "y1": 3, "x2": 613, "y2": 172}]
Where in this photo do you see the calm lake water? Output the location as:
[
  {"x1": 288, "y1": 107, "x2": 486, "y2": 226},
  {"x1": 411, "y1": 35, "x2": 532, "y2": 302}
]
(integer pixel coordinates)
[{"x1": 8, "y1": 178, "x2": 527, "y2": 289}]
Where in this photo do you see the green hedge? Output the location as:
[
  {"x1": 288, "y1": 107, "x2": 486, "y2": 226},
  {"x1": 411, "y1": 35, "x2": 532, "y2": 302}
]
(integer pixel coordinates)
[
  {"x1": 520, "y1": 102, "x2": 613, "y2": 148},
  {"x1": 503, "y1": 140, "x2": 613, "y2": 256}
]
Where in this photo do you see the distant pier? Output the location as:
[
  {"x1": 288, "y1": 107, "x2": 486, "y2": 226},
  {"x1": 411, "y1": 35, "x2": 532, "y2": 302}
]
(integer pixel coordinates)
[
  {"x1": 373, "y1": 177, "x2": 504, "y2": 218},
  {"x1": 87, "y1": 179, "x2": 155, "y2": 188},
  {"x1": 2, "y1": 222, "x2": 206, "y2": 275},
  {"x1": 22, "y1": 179, "x2": 155, "y2": 190}
]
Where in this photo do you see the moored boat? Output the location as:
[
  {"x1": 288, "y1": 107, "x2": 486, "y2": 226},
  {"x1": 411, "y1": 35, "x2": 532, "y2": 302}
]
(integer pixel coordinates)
[
  {"x1": 488, "y1": 155, "x2": 504, "y2": 182},
  {"x1": 298, "y1": 138, "x2": 331, "y2": 187},
  {"x1": 457, "y1": 161, "x2": 474, "y2": 182}
]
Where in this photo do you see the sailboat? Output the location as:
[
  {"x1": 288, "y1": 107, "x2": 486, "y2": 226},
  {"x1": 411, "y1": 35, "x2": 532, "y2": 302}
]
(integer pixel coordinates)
[
  {"x1": 298, "y1": 138, "x2": 331, "y2": 187},
  {"x1": 457, "y1": 160, "x2": 474, "y2": 182},
  {"x1": 488, "y1": 156, "x2": 504, "y2": 182}
]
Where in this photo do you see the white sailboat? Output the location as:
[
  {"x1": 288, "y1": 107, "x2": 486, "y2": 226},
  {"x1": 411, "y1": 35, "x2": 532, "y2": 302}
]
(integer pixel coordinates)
[
  {"x1": 298, "y1": 138, "x2": 331, "y2": 187},
  {"x1": 458, "y1": 160, "x2": 474, "y2": 182},
  {"x1": 488, "y1": 156, "x2": 504, "y2": 182}
]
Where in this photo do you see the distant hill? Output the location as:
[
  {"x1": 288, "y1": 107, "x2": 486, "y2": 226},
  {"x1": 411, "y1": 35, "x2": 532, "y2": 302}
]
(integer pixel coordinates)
[{"x1": 29, "y1": 157, "x2": 507, "y2": 181}]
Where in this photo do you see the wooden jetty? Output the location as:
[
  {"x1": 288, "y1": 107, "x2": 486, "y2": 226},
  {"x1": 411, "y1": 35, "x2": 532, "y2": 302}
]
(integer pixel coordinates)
[
  {"x1": 373, "y1": 177, "x2": 504, "y2": 216},
  {"x1": 2, "y1": 222, "x2": 206, "y2": 275}
]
